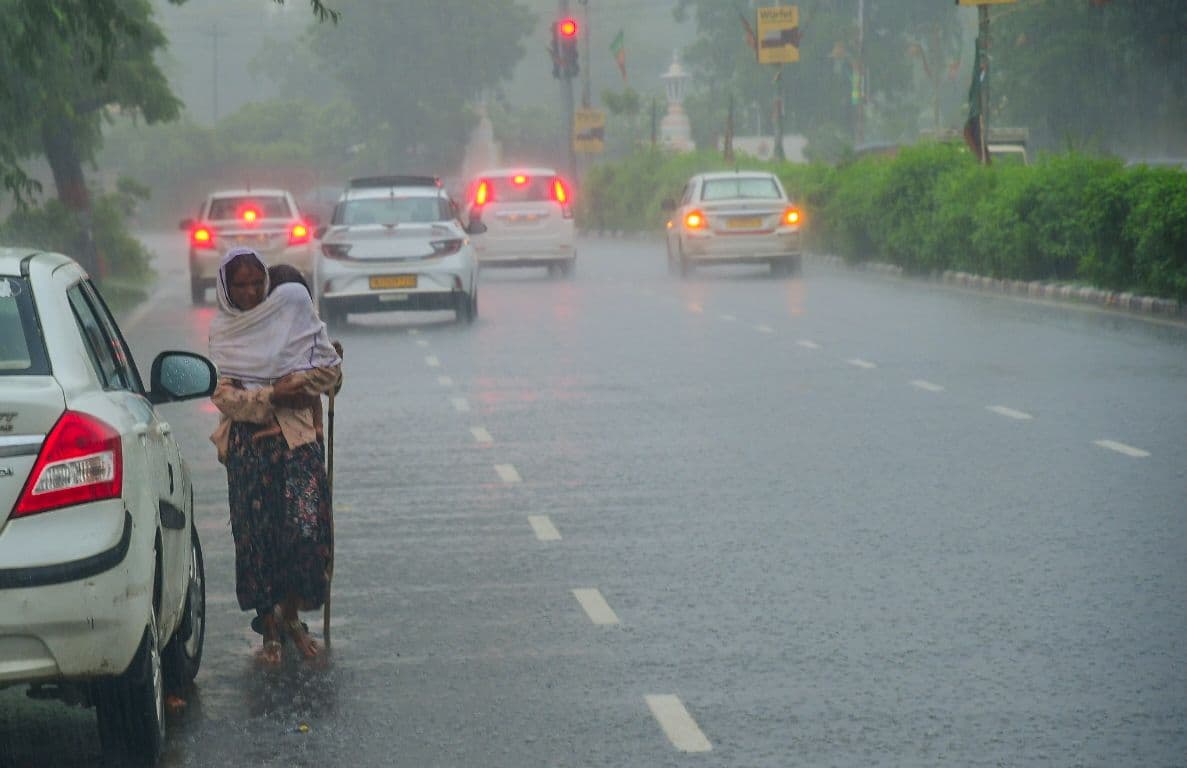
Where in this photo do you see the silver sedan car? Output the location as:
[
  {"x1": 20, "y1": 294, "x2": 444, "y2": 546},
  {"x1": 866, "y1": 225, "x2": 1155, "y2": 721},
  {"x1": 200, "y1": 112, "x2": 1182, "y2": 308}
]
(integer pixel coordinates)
[{"x1": 663, "y1": 171, "x2": 804, "y2": 277}]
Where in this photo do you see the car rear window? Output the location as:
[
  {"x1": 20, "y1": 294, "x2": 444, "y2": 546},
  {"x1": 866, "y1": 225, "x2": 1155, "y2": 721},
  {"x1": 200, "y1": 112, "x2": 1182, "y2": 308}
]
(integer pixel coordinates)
[
  {"x1": 486, "y1": 175, "x2": 555, "y2": 203},
  {"x1": 0, "y1": 276, "x2": 50, "y2": 375},
  {"x1": 207, "y1": 196, "x2": 292, "y2": 220},
  {"x1": 701, "y1": 177, "x2": 782, "y2": 201},
  {"x1": 333, "y1": 196, "x2": 449, "y2": 226}
]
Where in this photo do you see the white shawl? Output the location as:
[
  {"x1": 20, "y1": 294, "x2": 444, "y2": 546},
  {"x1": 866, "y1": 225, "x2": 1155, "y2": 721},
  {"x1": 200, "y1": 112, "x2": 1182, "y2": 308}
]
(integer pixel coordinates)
[{"x1": 208, "y1": 248, "x2": 341, "y2": 383}]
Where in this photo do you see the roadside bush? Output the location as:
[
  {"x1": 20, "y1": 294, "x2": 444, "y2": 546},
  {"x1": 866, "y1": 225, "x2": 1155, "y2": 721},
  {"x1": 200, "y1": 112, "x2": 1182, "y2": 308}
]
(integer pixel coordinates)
[
  {"x1": 580, "y1": 146, "x2": 1187, "y2": 302},
  {"x1": 0, "y1": 185, "x2": 155, "y2": 309}
]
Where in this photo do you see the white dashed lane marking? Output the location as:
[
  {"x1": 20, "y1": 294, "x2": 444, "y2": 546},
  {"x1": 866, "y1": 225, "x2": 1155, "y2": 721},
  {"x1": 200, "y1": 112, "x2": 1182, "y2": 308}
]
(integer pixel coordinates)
[
  {"x1": 425, "y1": 355, "x2": 441, "y2": 368},
  {"x1": 470, "y1": 426, "x2": 493, "y2": 444},
  {"x1": 415, "y1": 339, "x2": 429, "y2": 347},
  {"x1": 720, "y1": 313, "x2": 736, "y2": 322},
  {"x1": 451, "y1": 397, "x2": 470, "y2": 413},
  {"x1": 528, "y1": 515, "x2": 561, "y2": 541},
  {"x1": 645, "y1": 695, "x2": 712, "y2": 753},
  {"x1": 1094, "y1": 439, "x2": 1150, "y2": 458},
  {"x1": 438, "y1": 376, "x2": 454, "y2": 387},
  {"x1": 494, "y1": 464, "x2": 521, "y2": 484},
  {"x1": 847, "y1": 358, "x2": 877, "y2": 369},
  {"x1": 797, "y1": 340, "x2": 820, "y2": 350},
  {"x1": 911, "y1": 379, "x2": 945, "y2": 392},
  {"x1": 572, "y1": 588, "x2": 620, "y2": 625},
  {"x1": 986, "y1": 405, "x2": 1033, "y2": 421},
  {"x1": 754, "y1": 324, "x2": 774, "y2": 334}
]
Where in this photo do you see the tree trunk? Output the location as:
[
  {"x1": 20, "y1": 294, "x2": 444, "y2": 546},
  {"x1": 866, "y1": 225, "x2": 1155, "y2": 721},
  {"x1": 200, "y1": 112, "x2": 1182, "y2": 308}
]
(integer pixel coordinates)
[{"x1": 41, "y1": 119, "x2": 98, "y2": 275}]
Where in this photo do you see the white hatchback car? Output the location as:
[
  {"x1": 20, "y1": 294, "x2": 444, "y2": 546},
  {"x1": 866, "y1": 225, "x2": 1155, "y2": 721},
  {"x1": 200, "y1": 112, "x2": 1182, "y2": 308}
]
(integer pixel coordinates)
[
  {"x1": 463, "y1": 167, "x2": 576, "y2": 277},
  {"x1": 180, "y1": 188, "x2": 316, "y2": 305},
  {"x1": 314, "y1": 175, "x2": 482, "y2": 326},
  {"x1": 0, "y1": 249, "x2": 216, "y2": 764},
  {"x1": 663, "y1": 171, "x2": 803, "y2": 277}
]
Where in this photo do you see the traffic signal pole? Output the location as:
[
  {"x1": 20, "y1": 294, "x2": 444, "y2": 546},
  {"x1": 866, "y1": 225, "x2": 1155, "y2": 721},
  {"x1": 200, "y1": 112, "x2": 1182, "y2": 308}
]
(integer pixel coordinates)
[{"x1": 558, "y1": 0, "x2": 578, "y2": 183}]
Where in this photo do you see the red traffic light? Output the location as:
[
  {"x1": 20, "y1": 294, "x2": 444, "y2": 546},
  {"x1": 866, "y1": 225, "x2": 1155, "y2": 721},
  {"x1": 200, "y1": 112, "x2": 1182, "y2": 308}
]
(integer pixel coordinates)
[{"x1": 558, "y1": 18, "x2": 578, "y2": 38}]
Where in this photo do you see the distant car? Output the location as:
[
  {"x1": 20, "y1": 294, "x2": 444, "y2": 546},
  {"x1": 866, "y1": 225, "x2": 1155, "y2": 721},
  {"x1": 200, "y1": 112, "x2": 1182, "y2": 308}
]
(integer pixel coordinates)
[
  {"x1": 463, "y1": 167, "x2": 577, "y2": 277},
  {"x1": 313, "y1": 175, "x2": 482, "y2": 327},
  {"x1": 0, "y1": 248, "x2": 217, "y2": 764},
  {"x1": 179, "y1": 188, "x2": 316, "y2": 305},
  {"x1": 663, "y1": 171, "x2": 804, "y2": 277}
]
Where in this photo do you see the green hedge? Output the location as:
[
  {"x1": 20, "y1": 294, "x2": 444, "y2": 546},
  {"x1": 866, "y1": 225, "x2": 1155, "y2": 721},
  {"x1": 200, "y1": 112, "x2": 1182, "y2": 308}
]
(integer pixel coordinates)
[{"x1": 579, "y1": 146, "x2": 1187, "y2": 302}]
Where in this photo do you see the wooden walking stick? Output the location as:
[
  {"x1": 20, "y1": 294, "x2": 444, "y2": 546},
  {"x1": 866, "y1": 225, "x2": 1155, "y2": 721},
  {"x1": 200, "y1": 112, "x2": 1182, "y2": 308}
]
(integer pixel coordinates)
[{"x1": 323, "y1": 388, "x2": 335, "y2": 649}]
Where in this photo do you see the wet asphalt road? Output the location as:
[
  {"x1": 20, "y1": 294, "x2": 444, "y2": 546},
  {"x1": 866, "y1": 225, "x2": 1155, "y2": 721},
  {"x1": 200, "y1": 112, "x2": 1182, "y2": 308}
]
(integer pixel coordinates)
[{"x1": 3, "y1": 232, "x2": 1186, "y2": 767}]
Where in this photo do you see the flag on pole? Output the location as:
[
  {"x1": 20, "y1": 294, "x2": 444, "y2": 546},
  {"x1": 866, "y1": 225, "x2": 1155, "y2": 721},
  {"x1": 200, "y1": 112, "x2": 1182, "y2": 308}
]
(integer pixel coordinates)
[
  {"x1": 609, "y1": 29, "x2": 627, "y2": 83},
  {"x1": 737, "y1": 6, "x2": 758, "y2": 53}
]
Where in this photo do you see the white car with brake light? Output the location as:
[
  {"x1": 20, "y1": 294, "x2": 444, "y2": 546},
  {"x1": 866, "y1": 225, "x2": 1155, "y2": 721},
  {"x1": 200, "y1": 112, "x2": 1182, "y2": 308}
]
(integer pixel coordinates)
[
  {"x1": 314, "y1": 175, "x2": 482, "y2": 327},
  {"x1": 663, "y1": 171, "x2": 804, "y2": 277},
  {"x1": 0, "y1": 248, "x2": 217, "y2": 765},
  {"x1": 180, "y1": 188, "x2": 316, "y2": 305},
  {"x1": 463, "y1": 167, "x2": 576, "y2": 277}
]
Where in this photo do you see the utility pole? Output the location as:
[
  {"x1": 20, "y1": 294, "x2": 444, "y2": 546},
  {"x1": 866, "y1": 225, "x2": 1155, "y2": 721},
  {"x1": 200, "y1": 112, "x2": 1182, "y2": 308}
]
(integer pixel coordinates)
[
  {"x1": 855, "y1": 0, "x2": 865, "y2": 146},
  {"x1": 978, "y1": 5, "x2": 990, "y2": 164},
  {"x1": 203, "y1": 22, "x2": 224, "y2": 124},
  {"x1": 579, "y1": 0, "x2": 591, "y2": 109}
]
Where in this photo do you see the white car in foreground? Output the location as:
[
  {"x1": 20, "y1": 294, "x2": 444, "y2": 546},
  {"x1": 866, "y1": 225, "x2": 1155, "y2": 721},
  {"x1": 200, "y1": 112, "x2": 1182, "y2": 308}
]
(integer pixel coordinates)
[
  {"x1": 0, "y1": 249, "x2": 216, "y2": 765},
  {"x1": 663, "y1": 171, "x2": 804, "y2": 277},
  {"x1": 463, "y1": 167, "x2": 576, "y2": 277},
  {"x1": 314, "y1": 175, "x2": 483, "y2": 326}
]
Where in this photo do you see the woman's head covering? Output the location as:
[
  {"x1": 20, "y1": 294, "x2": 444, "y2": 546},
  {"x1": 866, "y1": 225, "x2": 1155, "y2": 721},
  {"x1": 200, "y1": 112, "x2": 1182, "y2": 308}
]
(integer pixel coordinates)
[{"x1": 208, "y1": 248, "x2": 340, "y2": 383}]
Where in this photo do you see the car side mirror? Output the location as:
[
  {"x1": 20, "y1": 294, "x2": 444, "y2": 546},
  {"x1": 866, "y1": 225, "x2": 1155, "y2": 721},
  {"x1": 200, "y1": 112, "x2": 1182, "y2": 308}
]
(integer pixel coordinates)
[
  {"x1": 465, "y1": 219, "x2": 487, "y2": 236},
  {"x1": 179, "y1": 218, "x2": 194, "y2": 231},
  {"x1": 148, "y1": 351, "x2": 217, "y2": 405},
  {"x1": 315, "y1": 225, "x2": 328, "y2": 240},
  {"x1": 660, "y1": 199, "x2": 676, "y2": 212}
]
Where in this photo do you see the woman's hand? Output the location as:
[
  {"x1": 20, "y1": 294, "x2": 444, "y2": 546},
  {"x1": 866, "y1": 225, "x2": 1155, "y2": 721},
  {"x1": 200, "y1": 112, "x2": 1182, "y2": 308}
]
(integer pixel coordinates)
[{"x1": 270, "y1": 374, "x2": 319, "y2": 410}]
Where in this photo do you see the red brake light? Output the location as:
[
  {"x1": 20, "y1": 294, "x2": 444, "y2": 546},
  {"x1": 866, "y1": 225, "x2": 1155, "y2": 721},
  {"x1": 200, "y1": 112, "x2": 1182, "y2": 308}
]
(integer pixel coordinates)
[
  {"x1": 191, "y1": 227, "x2": 215, "y2": 249},
  {"x1": 242, "y1": 208, "x2": 259, "y2": 224},
  {"x1": 782, "y1": 207, "x2": 801, "y2": 226},
  {"x1": 289, "y1": 222, "x2": 311, "y2": 246},
  {"x1": 684, "y1": 210, "x2": 706, "y2": 230},
  {"x1": 559, "y1": 18, "x2": 578, "y2": 38},
  {"x1": 512, "y1": 174, "x2": 529, "y2": 186},
  {"x1": 552, "y1": 178, "x2": 568, "y2": 204},
  {"x1": 13, "y1": 411, "x2": 123, "y2": 517},
  {"x1": 474, "y1": 180, "x2": 492, "y2": 207}
]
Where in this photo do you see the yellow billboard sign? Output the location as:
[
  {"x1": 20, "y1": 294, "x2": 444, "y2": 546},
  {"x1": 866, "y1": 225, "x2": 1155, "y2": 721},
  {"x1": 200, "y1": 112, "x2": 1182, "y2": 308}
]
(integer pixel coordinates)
[
  {"x1": 757, "y1": 6, "x2": 800, "y2": 64},
  {"x1": 573, "y1": 108, "x2": 606, "y2": 154}
]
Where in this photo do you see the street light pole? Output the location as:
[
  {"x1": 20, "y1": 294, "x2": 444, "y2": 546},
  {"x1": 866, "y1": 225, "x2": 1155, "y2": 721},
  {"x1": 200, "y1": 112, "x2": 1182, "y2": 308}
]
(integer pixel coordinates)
[{"x1": 558, "y1": 0, "x2": 577, "y2": 183}]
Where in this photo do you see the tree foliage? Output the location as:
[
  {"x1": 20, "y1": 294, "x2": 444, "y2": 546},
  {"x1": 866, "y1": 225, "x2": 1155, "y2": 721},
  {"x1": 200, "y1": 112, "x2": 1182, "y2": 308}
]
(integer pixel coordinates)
[
  {"x1": 672, "y1": 0, "x2": 963, "y2": 151},
  {"x1": 304, "y1": 0, "x2": 534, "y2": 173},
  {"x1": 992, "y1": 0, "x2": 1187, "y2": 156}
]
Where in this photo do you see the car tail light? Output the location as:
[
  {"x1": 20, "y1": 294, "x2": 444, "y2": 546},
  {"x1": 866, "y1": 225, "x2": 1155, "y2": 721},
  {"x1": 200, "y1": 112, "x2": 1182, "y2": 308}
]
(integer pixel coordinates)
[
  {"x1": 191, "y1": 226, "x2": 215, "y2": 249},
  {"x1": 473, "y1": 179, "x2": 492, "y2": 207},
  {"x1": 241, "y1": 208, "x2": 260, "y2": 224},
  {"x1": 684, "y1": 210, "x2": 706, "y2": 230},
  {"x1": 551, "y1": 177, "x2": 573, "y2": 219},
  {"x1": 512, "y1": 174, "x2": 529, "y2": 186},
  {"x1": 782, "y1": 207, "x2": 801, "y2": 226},
  {"x1": 431, "y1": 238, "x2": 464, "y2": 256},
  {"x1": 289, "y1": 222, "x2": 311, "y2": 246},
  {"x1": 321, "y1": 243, "x2": 352, "y2": 260},
  {"x1": 13, "y1": 411, "x2": 123, "y2": 518}
]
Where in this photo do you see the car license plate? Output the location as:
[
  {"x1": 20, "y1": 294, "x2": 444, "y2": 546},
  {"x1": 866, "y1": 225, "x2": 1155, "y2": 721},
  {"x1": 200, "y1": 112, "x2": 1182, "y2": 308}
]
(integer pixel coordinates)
[
  {"x1": 370, "y1": 274, "x2": 417, "y2": 290},
  {"x1": 727, "y1": 216, "x2": 763, "y2": 229}
]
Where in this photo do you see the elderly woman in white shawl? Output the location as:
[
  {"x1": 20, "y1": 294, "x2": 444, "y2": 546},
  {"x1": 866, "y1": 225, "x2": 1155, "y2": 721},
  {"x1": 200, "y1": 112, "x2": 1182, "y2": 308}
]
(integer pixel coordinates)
[{"x1": 208, "y1": 247, "x2": 341, "y2": 664}]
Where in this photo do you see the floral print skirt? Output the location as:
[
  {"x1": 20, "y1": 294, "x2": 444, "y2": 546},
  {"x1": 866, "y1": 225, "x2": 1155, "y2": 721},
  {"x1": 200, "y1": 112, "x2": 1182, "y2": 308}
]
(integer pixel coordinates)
[{"x1": 226, "y1": 422, "x2": 332, "y2": 616}]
